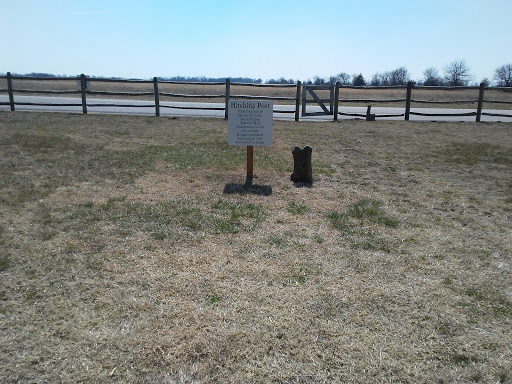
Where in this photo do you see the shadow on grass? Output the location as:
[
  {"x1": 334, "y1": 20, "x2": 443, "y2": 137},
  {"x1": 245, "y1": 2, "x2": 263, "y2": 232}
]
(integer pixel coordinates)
[
  {"x1": 223, "y1": 178, "x2": 272, "y2": 196},
  {"x1": 293, "y1": 181, "x2": 313, "y2": 188}
]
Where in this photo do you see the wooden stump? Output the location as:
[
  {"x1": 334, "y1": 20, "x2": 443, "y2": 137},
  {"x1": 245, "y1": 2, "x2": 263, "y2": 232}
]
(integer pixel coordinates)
[{"x1": 291, "y1": 146, "x2": 313, "y2": 184}]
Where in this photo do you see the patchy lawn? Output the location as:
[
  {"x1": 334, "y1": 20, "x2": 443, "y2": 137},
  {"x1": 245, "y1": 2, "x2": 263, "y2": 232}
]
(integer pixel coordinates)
[{"x1": 1, "y1": 112, "x2": 511, "y2": 383}]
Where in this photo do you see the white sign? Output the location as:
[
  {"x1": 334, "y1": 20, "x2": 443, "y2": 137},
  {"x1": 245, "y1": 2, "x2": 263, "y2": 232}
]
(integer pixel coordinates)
[{"x1": 228, "y1": 100, "x2": 273, "y2": 146}]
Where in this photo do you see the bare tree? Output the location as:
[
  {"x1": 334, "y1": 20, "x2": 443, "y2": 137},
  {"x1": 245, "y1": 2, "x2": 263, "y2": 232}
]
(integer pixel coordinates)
[
  {"x1": 444, "y1": 60, "x2": 472, "y2": 86},
  {"x1": 313, "y1": 76, "x2": 326, "y2": 85},
  {"x1": 390, "y1": 67, "x2": 410, "y2": 85},
  {"x1": 370, "y1": 73, "x2": 381, "y2": 86},
  {"x1": 494, "y1": 64, "x2": 512, "y2": 87},
  {"x1": 328, "y1": 76, "x2": 338, "y2": 85},
  {"x1": 336, "y1": 72, "x2": 351, "y2": 85},
  {"x1": 380, "y1": 71, "x2": 392, "y2": 86},
  {"x1": 422, "y1": 67, "x2": 442, "y2": 86}
]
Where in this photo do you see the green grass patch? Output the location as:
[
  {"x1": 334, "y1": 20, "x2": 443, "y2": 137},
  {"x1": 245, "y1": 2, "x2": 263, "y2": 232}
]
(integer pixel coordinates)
[
  {"x1": 436, "y1": 142, "x2": 512, "y2": 166},
  {"x1": 206, "y1": 294, "x2": 222, "y2": 305},
  {"x1": 286, "y1": 266, "x2": 312, "y2": 285},
  {"x1": 211, "y1": 199, "x2": 266, "y2": 234},
  {"x1": 327, "y1": 198, "x2": 399, "y2": 251},
  {"x1": 34, "y1": 196, "x2": 266, "y2": 244},
  {"x1": 141, "y1": 142, "x2": 289, "y2": 172},
  {"x1": 451, "y1": 353, "x2": 479, "y2": 366},
  {"x1": 141, "y1": 142, "x2": 244, "y2": 170},
  {"x1": 267, "y1": 234, "x2": 289, "y2": 247},
  {"x1": 315, "y1": 161, "x2": 336, "y2": 177},
  {"x1": 347, "y1": 199, "x2": 399, "y2": 227},
  {"x1": 0, "y1": 133, "x2": 153, "y2": 205},
  {"x1": 287, "y1": 201, "x2": 310, "y2": 215},
  {"x1": 0, "y1": 254, "x2": 10, "y2": 272},
  {"x1": 463, "y1": 287, "x2": 512, "y2": 318}
]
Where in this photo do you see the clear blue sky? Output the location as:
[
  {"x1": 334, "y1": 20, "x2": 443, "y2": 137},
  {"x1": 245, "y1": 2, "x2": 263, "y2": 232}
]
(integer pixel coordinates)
[{"x1": 2, "y1": 0, "x2": 511, "y2": 83}]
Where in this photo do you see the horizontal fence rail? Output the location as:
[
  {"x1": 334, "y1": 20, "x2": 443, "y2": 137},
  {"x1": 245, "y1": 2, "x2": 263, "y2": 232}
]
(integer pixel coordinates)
[
  {"x1": 334, "y1": 82, "x2": 512, "y2": 122},
  {"x1": 339, "y1": 98, "x2": 406, "y2": 103},
  {"x1": 1, "y1": 72, "x2": 511, "y2": 122}
]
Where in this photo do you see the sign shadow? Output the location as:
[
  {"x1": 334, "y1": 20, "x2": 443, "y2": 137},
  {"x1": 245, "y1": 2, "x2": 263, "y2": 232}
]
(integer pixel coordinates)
[{"x1": 223, "y1": 178, "x2": 272, "y2": 196}]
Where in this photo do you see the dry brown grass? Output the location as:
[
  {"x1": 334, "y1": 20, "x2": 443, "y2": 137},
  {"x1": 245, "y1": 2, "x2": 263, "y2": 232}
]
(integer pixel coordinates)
[
  {"x1": 3, "y1": 78, "x2": 511, "y2": 110},
  {"x1": 1, "y1": 112, "x2": 511, "y2": 383}
]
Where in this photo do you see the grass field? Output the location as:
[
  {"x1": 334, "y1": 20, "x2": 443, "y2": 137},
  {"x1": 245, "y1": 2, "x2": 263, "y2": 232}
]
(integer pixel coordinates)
[
  {"x1": 2, "y1": 78, "x2": 511, "y2": 110},
  {"x1": 1, "y1": 112, "x2": 511, "y2": 383}
]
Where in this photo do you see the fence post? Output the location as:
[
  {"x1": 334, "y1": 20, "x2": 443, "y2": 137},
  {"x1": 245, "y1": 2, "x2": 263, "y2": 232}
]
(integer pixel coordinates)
[
  {"x1": 405, "y1": 81, "x2": 413, "y2": 121},
  {"x1": 7, "y1": 72, "x2": 15, "y2": 111},
  {"x1": 224, "y1": 78, "x2": 230, "y2": 119},
  {"x1": 295, "y1": 81, "x2": 301, "y2": 122},
  {"x1": 153, "y1": 77, "x2": 160, "y2": 117},
  {"x1": 476, "y1": 82, "x2": 485, "y2": 122},
  {"x1": 333, "y1": 82, "x2": 340, "y2": 121},
  {"x1": 80, "y1": 74, "x2": 87, "y2": 114}
]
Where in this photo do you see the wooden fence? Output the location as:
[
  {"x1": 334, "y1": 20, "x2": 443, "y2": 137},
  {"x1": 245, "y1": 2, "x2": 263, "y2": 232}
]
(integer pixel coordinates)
[{"x1": 1, "y1": 72, "x2": 511, "y2": 122}]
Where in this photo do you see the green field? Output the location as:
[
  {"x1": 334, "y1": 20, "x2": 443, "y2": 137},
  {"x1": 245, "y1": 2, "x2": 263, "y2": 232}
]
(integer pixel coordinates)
[{"x1": 1, "y1": 112, "x2": 511, "y2": 383}]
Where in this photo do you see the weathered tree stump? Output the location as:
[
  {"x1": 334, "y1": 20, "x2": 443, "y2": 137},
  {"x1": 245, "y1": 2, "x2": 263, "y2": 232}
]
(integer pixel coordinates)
[{"x1": 291, "y1": 146, "x2": 313, "y2": 184}]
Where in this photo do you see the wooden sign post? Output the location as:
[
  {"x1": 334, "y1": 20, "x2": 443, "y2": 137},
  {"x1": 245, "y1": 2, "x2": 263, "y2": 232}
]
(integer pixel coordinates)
[
  {"x1": 228, "y1": 100, "x2": 273, "y2": 181},
  {"x1": 247, "y1": 145, "x2": 254, "y2": 179}
]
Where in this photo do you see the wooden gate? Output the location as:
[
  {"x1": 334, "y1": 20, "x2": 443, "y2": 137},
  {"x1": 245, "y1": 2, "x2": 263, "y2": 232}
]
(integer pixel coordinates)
[{"x1": 301, "y1": 85, "x2": 335, "y2": 117}]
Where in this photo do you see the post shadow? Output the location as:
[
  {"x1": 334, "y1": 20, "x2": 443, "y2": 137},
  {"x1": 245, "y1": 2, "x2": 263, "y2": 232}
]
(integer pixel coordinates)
[{"x1": 223, "y1": 178, "x2": 272, "y2": 196}]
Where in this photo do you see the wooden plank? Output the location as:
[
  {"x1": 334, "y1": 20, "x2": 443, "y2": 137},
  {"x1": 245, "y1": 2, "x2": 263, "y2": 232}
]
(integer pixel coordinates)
[
  {"x1": 231, "y1": 82, "x2": 296, "y2": 88},
  {"x1": 333, "y1": 82, "x2": 340, "y2": 121},
  {"x1": 7, "y1": 72, "x2": 15, "y2": 111},
  {"x1": 340, "y1": 85, "x2": 407, "y2": 90},
  {"x1": 88, "y1": 78, "x2": 152, "y2": 84},
  {"x1": 88, "y1": 91, "x2": 154, "y2": 96},
  {"x1": 159, "y1": 105, "x2": 225, "y2": 111},
  {"x1": 411, "y1": 99, "x2": 476, "y2": 104},
  {"x1": 329, "y1": 85, "x2": 334, "y2": 112},
  {"x1": 301, "y1": 85, "x2": 307, "y2": 116},
  {"x1": 247, "y1": 146, "x2": 254, "y2": 179},
  {"x1": 340, "y1": 98, "x2": 406, "y2": 103},
  {"x1": 476, "y1": 82, "x2": 485, "y2": 122},
  {"x1": 410, "y1": 111, "x2": 477, "y2": 117},
  {"x1": 304, "y1": 98, "x2": 333, "y2": 104},
  {"x1": 480, "y1": 100, "x2": 512, "y2": 104},
  {"x1": 159, "y1": 92, "x2": 224, "y2": 98},
  {"x1": 158, "y1": 80, "x2": 225, "y2": 85},
  {"x1": 308, "y1": 88, "x2": 330, "y2": 114},
  {"x1": 153, "y1": 77, "x2": 160, "y2": 117},
  {"x1": 405, "y1": 81, "x2": 412, "y2": 121},
  {"x1": 295, "y1": 81, "x2": 301, "y2": 122},
  {"x1": 86, "y1": 103, "x2": 154, "y2": 108},
  {"x1": 303, "y1": 111, "x2": 335, "y2": 117},
  {"x1": 413, "y1": 85, "x2": 480, "y2": 90},
  {"x1": 80, "y1": 74, "x2": 87, "y2": 114},
  {"x1": 10, "y1": 75, "x2": 79, "y2": 81},
  {"x1": 14, "y1": 102, "x2": 82, "y2": 107},
  {"x1": 224, "y1": 78, "x2": 230, "y2": 119},
  {"x1": 230, "y1": 95, "x2": 295, "y2": 101},
  {"x1": 305, "y1": 85, "x2": 332, "y2": 90},
  {"x1": 481, "y1": 111, "x2": 512, "y2": 118}
]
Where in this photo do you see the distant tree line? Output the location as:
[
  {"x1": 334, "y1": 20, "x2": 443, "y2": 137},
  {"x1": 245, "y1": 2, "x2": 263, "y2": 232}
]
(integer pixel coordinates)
[
  {"x1": 0, "y1": 73, "x2": 264, "y2": 84},
  {"x1": 5, "y1": 72, "x2": 67, "y2": 78},
  {"x1": 302, "y1": 61, "x2": 512, "y2": 88},
  {"x1": 2, "y1": 62, "x2": 511, "y2": 87},
  {"x1": 157, "y1": 76, "x2": 263, "y2": 83}
]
